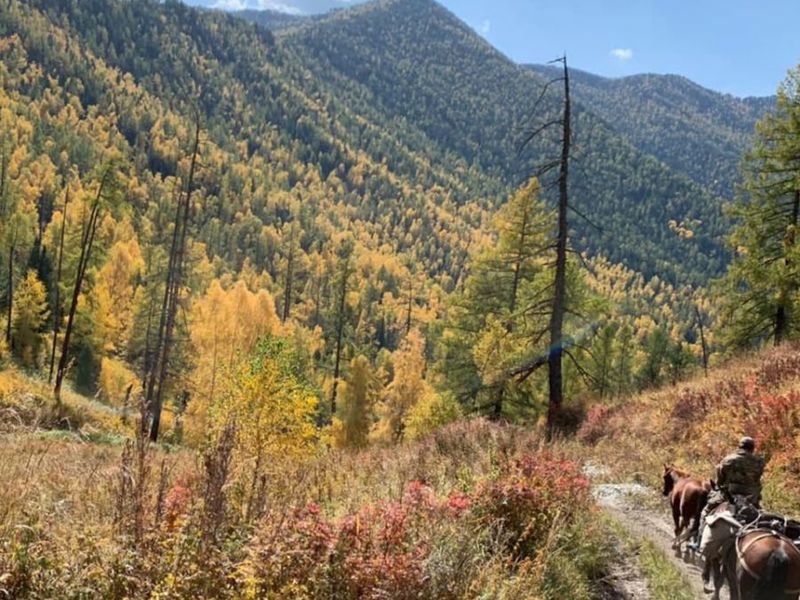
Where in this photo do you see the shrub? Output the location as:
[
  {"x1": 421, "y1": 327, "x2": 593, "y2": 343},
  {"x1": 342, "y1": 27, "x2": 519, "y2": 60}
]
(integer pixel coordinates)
[
  {"x1": 405, "y1": 391, "x2": 462, "y2": 440},
  {"x1": 576, "y1": 404, "x2": 614, "y2": 444},
  {"x1": 238, "y1": 503, "x2": 335, "y2": 599}
]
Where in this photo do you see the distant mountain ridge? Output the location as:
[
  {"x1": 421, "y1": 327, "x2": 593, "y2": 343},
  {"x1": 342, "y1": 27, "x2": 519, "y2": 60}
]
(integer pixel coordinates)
[
  {"x1": 527, "y1": 64, "x2": 775, "y2": 198},
  {"x1": 267, "y1": 0, "x2": 743, "y2": 281},
  {"x1": 6, "y1": 0, "x2": 778, "y2": 284}
]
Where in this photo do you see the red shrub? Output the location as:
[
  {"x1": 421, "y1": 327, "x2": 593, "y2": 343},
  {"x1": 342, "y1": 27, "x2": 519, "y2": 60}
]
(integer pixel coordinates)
[
  {"x1": 241, "y1": 503, "x2": 335, "y2": 596},
  {"x1": 473, "y1": 454, "x2": 590, "y2": 558},
  {"x1": 163, "y1": 485, "x2": 193, "y2": 528},
  {"x1": 333, "y1": 492, "x2": 431, "y2": 599}
]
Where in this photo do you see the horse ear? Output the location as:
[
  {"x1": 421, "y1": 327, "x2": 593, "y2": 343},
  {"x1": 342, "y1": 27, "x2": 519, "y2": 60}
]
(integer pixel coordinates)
[{"x1": 663, "y1": 463, "x2": 669, "y2": 472}]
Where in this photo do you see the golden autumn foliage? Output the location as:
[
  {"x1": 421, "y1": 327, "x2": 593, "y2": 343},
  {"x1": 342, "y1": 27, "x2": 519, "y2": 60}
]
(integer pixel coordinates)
[
  {"x1": 11, "y1": 270, "x2": 48, "y2": 368},
  {"x1": 372, "y1": 329, "x2": 429, "y2": 443},
  {"x1": 209, "y1": 336, "x2": 319, "y2": 464}
]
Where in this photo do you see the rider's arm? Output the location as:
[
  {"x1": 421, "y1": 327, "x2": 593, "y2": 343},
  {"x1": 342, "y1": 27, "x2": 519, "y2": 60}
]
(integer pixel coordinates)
[{"x1": 715, "y1": 462, "x2": 726, "y2": 487}]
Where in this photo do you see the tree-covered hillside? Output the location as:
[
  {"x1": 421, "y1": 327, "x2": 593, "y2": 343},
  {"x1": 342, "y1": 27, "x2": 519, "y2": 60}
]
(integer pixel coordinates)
[
  {"x1": 0, "y1": 0, "x2": 742, "y2": 435},
  {"x1": 529, "y1": 64, "x2": 774, "y2": 198},
  {"x1": 275, "y1": 0, "x2": 732, "y2": 283}
]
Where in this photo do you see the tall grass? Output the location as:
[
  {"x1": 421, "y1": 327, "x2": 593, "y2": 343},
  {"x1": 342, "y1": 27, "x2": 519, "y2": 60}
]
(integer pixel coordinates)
[{"x1": 0, "y1": 401, "x2": 614, "y2": 599}]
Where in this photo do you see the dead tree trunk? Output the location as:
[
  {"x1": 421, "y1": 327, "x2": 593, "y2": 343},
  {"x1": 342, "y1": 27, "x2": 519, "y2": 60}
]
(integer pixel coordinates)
[
  {"x1": 5, "y1": 235, "x2": 13, "y2": 346},
  {"x1": 330, "y1": 256, "x2": 351, "y2": 416},
  {"x1": 695, "y1": 305, "x2": 709, "y2": 377},
  {"x1": 146, "y1": 120, "x2": 201, "y2": 442},
  {"x1": 49, "y1": 187, "x2": 70, "y2": 382},
  {"x1": 282, "y1": 224, "x2": 295, "y2": 323},
  {"x1": 405, "y1": 278, "x2": 413, "y2": 335},
  {"x1": 546, "y1": 56, "x2": 571, "y2": 433},
  {"x1": 54, "y1": 168, "x2": 112, "y2": 404}
]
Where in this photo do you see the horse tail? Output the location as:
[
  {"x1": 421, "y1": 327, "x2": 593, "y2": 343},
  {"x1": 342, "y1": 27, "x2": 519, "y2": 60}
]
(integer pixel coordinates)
[{"x1": 756, "y1": 546, "x2": 789, "y2": 600}]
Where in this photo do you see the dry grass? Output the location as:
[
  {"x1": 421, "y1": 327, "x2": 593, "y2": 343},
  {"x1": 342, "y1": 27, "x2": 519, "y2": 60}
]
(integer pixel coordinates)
[
  {"x1": 0, "y1": 366, "x2": 614, "y2": 599},
  {"x1": 573, "y1": 343, "x2": 800, "y2": 514}
]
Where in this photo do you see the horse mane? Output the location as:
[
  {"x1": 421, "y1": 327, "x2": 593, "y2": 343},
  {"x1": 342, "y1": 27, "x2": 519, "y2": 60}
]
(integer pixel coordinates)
[{"x1": 666, "y1": 465, "x2": 692, "y2": 479}]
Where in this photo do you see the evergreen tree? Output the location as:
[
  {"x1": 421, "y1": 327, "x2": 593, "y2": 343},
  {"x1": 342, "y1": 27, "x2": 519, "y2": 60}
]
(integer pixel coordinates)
[
  {"x1": 638, "y1": 326, "x2": 668, "y2": 388},
  {"x1": 12, "y1": 270, "x2": 49, "y2": 368},
  {"x1": 612, "y1": 324, "x2": 634, "y2": 397},
  {"x1": 441, "y1": 177, "x2": 551, "y2": 417},
  {"x1": 589, "y1": 322, "x2": 617, "y2": 399},
  {"x1": 334, "y1": 355, "x2": 379, "y2": 448},
  {"x1": 720, "y1": 67, "x2": 800, "y2": 347}
]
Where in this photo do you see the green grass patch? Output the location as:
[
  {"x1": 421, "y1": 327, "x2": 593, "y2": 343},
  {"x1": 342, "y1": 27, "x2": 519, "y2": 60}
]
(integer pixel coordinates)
[
  {"x1": 607, "y1": 517, "x2": 695, "y2": 600},
  {"x1": 637, "y1": 538, "x2": 695, "y2": 600}
]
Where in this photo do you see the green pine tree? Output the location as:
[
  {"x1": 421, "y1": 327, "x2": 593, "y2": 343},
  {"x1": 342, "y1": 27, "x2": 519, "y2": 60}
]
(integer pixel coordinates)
[{"x1": 720, "y1": 67, "x2": 800, "y2": 347}]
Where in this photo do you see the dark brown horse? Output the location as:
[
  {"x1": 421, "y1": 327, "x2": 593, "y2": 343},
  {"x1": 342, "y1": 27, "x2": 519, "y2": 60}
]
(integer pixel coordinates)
[
  {"x1": 711, "y1": 529, "x2": 800, "y2": 600},
  {"x1": 662, "y1": 464, "x2": 711, "y2": 551}
]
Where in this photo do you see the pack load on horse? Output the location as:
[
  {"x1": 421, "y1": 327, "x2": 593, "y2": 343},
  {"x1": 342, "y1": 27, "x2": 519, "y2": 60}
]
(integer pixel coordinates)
[{"x1": 682, "y1": 437, "x2": 800, "y2": 600}]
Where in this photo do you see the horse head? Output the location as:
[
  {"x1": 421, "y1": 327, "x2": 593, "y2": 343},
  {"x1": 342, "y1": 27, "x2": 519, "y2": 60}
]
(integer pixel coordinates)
[{"x1": 662, "y1": 464, "x2": 675, "y2": 496}]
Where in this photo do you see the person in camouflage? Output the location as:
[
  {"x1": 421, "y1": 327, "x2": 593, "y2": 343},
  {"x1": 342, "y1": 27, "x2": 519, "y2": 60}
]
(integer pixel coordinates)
[
  {"x1": 708, "y1": 435, "x2": 766, "y2": 508},
  {"x1": 695, "y1": 436, "x2": 766, "y2": 593}
]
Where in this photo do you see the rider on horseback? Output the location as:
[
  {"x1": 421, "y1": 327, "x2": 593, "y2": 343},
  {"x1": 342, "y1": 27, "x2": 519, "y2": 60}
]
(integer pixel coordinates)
[
  {"x1": 714, "y1": 436, "x2": 765, "y2": 506},
  {"x1": 700, "y1": 436, "x2": 765, "y2": 529},
  {"x1": 696, "y1": 436, "x2": 767, "y2": 592}
]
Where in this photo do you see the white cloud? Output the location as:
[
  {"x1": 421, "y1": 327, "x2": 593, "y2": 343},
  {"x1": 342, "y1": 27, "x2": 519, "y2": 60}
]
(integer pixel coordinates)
[
  {"x1": 479, "y1": 19, "x2": 491, "y2": 35},
  {"x1": 610, "y1": 48, "x2": 633, "y2": 61},
  {"x1": 213, "y1": 0, "x2": 247, "y2": 8},
  {"x1": 212, "y1": 0, "x2": 357, "y2": 13}
]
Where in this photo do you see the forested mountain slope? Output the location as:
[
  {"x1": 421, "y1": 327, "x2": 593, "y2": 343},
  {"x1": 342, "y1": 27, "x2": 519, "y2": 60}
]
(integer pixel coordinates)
[
  {"x1": 271, "y1": 0, "x2": 731, "y2": 282},
  {"x1": 9, "y1": 0, "x2": 736, "y2": 286},
  {"x1": 529, "y1": 64, "x2": 775, "y2": 198}
]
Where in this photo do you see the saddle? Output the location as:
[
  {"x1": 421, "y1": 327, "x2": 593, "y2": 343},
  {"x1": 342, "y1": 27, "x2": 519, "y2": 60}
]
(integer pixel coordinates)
[{"x1": 729, "y1": 496, "x2": 800, "y2": 544}]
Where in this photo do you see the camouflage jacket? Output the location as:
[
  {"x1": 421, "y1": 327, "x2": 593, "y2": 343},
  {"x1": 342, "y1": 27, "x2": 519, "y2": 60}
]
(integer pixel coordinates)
[{"x1": 716, "y1": 450, "x2": 765, "y2": 497}]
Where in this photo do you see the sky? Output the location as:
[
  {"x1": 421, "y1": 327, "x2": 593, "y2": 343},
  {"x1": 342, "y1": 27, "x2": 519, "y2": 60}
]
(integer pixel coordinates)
[{"x1": 187, "y1": 0, "x2": 800, "y2": 97}]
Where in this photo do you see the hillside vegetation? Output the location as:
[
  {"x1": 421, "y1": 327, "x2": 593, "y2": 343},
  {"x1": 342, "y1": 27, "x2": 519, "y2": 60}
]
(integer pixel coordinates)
[
  {"x1": 0, "y1": 379, "x2": 611, "y2": 599},
  {"x1": 276, "y1": 0, "x2": 733, "y2": 282},
  {"x1": 529, "y1": 65, "x2": 774, "y2": 198},
  {"x1": 0, "y1": 0, "x2": 728, "y2": 443},
  {"x1": 579, "y1": 344, "x2": 800, "y2": 515},
  {"x1": 2, "y1": 0, "x2": 800, "y2": 596}
]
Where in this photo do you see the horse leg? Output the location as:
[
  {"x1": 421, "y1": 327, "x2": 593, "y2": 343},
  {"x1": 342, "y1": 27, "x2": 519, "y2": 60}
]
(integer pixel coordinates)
[
  {"x1": 671, "y1": 494, "x2": 682, "y2": 549},
  {"x1": 703, "y1": 558, "x2": 725, "y2": 600},
  {"x1": 755, "y1": 546, "x2": 789, "y2": 600},
  {"x1": 722, "y1": 547, "x2": 741, "y2": 600}
]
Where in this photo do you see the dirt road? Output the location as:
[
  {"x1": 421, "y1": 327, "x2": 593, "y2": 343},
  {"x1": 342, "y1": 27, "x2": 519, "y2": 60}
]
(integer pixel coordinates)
[{"x1": 593, "y1": 480, "x2": 726, "y2": 600}]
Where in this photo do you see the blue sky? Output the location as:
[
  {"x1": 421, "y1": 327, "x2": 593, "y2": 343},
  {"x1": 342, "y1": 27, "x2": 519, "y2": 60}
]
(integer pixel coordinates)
[{"x1": 187, "y1": 0, "x2": 800, "y2": 97}]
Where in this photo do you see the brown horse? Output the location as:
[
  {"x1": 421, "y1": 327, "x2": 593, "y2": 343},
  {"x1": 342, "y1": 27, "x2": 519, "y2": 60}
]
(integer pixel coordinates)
[
  {"x1": 711, "y1": 529, "x2": 800, "y2": 600},
  {"x1": 662, "y1": 464, "x2": 711, "y2": 551}
]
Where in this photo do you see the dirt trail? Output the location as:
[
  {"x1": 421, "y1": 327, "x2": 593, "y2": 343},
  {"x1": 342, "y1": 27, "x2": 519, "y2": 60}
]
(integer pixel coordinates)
[{"x1": 591, "y1": 473, "x2": 728, "y2": 600}]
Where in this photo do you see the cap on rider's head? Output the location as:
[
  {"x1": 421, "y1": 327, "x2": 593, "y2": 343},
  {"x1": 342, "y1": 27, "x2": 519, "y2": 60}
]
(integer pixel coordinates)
[{"x1": 739, "y1": 436, "x2": 755, "y2": 452}]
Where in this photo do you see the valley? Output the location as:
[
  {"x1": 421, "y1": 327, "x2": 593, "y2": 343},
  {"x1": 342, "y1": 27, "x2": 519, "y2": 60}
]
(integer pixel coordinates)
[{"x1": 1, "y1": 0, "x2": 799, "y2": 597}]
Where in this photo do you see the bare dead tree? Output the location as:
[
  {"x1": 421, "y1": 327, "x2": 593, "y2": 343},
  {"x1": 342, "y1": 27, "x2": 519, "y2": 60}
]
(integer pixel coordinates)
[
  {"x1": 54, "y1": 167, "x2": 115, "y2": 404},
  {"x1": 144, "y1": 116, "x2": 202, "y2": 442},
  {"x1": 514, "y1": 55, "x2": 578, "y2": 435},
  {"x1": 281, "y1": 222, "x2": 296, "y2": 323},
  {"x1": 329, "y1": 242, "x2": 353, "y2": 416},
  {"x1": 49, "y1": 186, "x2": 70, "y2": 383}
]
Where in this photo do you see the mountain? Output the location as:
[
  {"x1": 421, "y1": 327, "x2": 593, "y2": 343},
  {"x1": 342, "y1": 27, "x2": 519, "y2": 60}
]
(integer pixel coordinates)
[
  {"x1": 528, "y1": 64, "x2": 775, "y2": 198},
  {"x1": 269, "y1": 0, "x2": 735, "y2": 282},
  {"x1": 234, "y1": 9, "x2": 310, "y2": 29},
  {"x1": 188, "y1": 0, "x2": 366, "y2": 14},
  {"x1": 6, "y1": 0, "x2": 738, "y2": 286}
]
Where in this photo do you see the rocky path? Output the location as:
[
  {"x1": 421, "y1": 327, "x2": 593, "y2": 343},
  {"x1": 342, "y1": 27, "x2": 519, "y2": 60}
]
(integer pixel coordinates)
[{"x1": 591, "y1": 474, "x2": 727, "y2": 600}]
